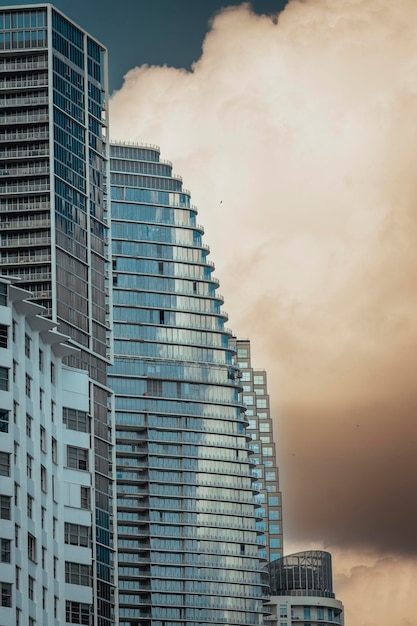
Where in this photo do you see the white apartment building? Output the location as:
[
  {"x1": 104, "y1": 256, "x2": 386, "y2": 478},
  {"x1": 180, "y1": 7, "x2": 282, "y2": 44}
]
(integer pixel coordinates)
[{"x1": 0, "y1": 276, "x2": 95, "y2": 626}]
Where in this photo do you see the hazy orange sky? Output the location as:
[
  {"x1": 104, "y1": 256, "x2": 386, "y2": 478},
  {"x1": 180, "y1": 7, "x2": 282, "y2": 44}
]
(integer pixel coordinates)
[{"x1": 110, "y1": 1, "x2": 417, "y2": 623}]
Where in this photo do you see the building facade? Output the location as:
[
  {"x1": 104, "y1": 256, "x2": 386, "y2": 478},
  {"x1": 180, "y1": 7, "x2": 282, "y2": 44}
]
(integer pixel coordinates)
[
  {"x1": 0, "y1": 277, "x2": 96, "y2": 626},
  {"x1": 266, "y1": 551, "x2": 344, "y2": 626},
  {"x1": 110, "y1": 142, "x2": 267, "y2": 626},
  {"x1": 230, "y1": 339, "x2": 283, "y2": 562},
  {"x1": 0, "y1": 6, "x2": 115, "y2": 625}
]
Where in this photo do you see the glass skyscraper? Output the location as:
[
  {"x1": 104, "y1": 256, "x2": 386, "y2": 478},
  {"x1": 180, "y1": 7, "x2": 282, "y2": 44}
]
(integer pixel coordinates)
[
  {"x1": 230, "y1": 339, "x2": 283, "y2": 563},
  {"x1": 0, "y1": 6, "x2": 115, "y2": 625},
  {"x1": 110, "y1": 143, "x2": 266, "y2": 626}
]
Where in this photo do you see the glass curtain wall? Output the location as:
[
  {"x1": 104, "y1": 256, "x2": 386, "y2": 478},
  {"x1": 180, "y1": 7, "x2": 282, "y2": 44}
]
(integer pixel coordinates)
[
  {"x1": 110, "y1": 143, "x2": 266, "y2": 626},
  {"x1": 230, "y1": 339, "x2": 283, "y2": 563}
]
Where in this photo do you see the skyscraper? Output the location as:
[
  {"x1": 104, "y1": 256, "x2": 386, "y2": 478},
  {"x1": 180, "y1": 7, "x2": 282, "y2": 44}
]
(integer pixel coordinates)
[
  {"x1": 110, "y1": 142, "x2": 267, "y2": 626},
  {"x1": 230, "y1": 338, "x2": 283, "y2": 563},
  {"x1": 0, "y1": 6, "x2": 115, "y2": 625}
]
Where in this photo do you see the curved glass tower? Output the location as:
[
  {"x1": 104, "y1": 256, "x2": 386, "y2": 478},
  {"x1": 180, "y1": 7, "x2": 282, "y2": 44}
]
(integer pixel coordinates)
[{"x1": 110, "y1": 143, "x2": 265, "y2": 626}]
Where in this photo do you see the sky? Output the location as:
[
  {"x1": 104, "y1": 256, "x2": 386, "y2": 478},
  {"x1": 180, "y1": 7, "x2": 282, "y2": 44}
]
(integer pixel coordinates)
[{"x1": 3, "y1": 0, "x2": 416, "y2": 623}]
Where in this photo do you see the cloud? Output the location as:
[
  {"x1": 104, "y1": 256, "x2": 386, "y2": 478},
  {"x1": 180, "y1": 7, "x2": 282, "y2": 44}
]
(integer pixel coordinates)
[{"x1": 110, "y1": 0, "x2": 417, "y2": 617}]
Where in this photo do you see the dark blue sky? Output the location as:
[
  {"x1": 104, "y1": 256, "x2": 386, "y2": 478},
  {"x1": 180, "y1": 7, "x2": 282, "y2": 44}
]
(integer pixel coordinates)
[{"x1": 0, "y1": 0, "x2": 288, "y2": 92}]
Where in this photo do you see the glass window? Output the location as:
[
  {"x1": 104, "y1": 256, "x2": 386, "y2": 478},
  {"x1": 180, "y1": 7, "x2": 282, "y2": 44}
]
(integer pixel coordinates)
[
  {"x1": 26, "y1": 454, "x2": 33, "y2": 478},
  {"x1": 26, "y1": 414, "x2": 32, "y2": 437},
  {"x1": 28, "y1": 575, "x2": 35, "y2": 600},
  {"x1": 24, "y1": 333, "x2": 31, "y2": 358},
  {"x1": 0, "y1": 324, "x2": 8, "y2": 349},
  {"x1": 0, "y1": 282, "x2": 6, "y2": 306},
  {"x1": 0, "y1": 367, "x2": 8, "y2": 391},
  {"x1": 0, "y1": 453, "x2": 10, "y2": 477},
  {"x1": 65, "y1": 562, "x2": 91, "y2": 586},
  {"x1": 28, "y1": 533, "x2": 36, "y2": 562},
  {"x1": 66, "y1": 601, "x2": 90, "y2": 625},
  {"x1": 0, "y1": 496, "x2": 11, "y2": 520},
  {"x1": 80, "y1": 486, "x2": 90, "y2": 509},
  {"x1": 25, "y1": 373, "x2": 31, "y2": 397},
  {"x1": 0, "y1": 410, "x2": 9, "y2": 433},
  {"x1": 40, "y1": 426, "x2": 46, "y2": 452},
  {"x1": 65, "y1": 523, "x2": 90, "y2": 547},
  {"x1": 0, "y1": 539, "x2": 11, "y2": 563},
  {"x1": 63, "y1": 407, "x2": 89, "y2": 432},
  {"x1": 27, "y1": 494, "x2": 33, "y2": 518},
  {"x1": 0, "y1": 582, "x2": 12, "y2": 607},
  {"x1": 67, "y1": 446, "x2": 89, "y2": 470},
  {"x1": 41, "y1": 465, "x2": 47, "y2": 492}
]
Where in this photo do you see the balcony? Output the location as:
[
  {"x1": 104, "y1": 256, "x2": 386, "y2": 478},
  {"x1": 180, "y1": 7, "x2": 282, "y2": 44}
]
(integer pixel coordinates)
[
  {"x1": 0, "y1": 112, "x2": 48, "y2": 125},
  {"x1": 0, "y1": 165, "x2": 49, "y2": 177},
  {"x1": 117, "y1": 499, "x2": 150, "y2": 510},
  {"x1": 7, "y1": 271, "x2": 51, "y2": 282},
  {"x1": 0, "y1": 253, "x2": 51, "y2": 265},
  {"x1": 0, "y1": 129, "x2": 48, "y2": 142},
  {"x1": 0, "y1": 201, "x2": 51, "y2": 213},
  {"x1": 0, "y1": 146, "x2": 49, "y2": 160},
  {"x1": 0, "y1": 95, "x2": 48, "y2": 108},
  {"x1": 1, "y1": 217, "x2": 50, "y2": 230},
  {"x1": 0, "y1": 59, "x2": 48, "y2": 72},
  {"x1": 0, "y1": 76, "x2": 48, "y2": 90},
  {"x1": 29, "y1": 289, "x2": 52, "y2": 299},
  {"x1": 1, "y1": 235, "x2": 51, "y2": 248},
  {"x1": 0, "y1": 181, "x2": 50, "y2": 195}
]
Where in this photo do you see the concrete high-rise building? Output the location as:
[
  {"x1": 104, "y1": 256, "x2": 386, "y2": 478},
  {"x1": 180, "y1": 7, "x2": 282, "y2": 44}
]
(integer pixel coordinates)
[
  {"x1": 110, "y1": 142, "x2": 267, "y2": 626},
  {"x1": 266, "y1": 550, "x2": 344, "y2": 626},
  {"x1": 0, "y1": 6, "x2": 115, "y2": 625},
  {"x1": 0, "y1": 277, "x2": 96, "y2": 626},
  {"x1": 230, "y1": 339, "x2": 283, "y2": 563}
]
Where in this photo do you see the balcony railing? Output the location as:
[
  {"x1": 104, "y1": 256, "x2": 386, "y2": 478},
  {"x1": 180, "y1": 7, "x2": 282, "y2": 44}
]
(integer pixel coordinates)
[
  {"x1": 0, "y1": 182, "x2": 50, "y2": 194},
  {"x1": 1, "y1": 235, "x2": 51, "y2": 247},
  {"x1": 0, "y1": 201, "x2": 50, "y2": 213},
  {"x1": 0, "y1": 147, "x2": 49, "y2": 160},
  {"x1": 0, "y1": 59, "x2": 48, "y2": 72},
  {"x1": 29, "y1": 290, "x2": 52, "y2": 299},
  {"x1": 0, "y1": 112, "x2": 48, "y2": 125},
  {"x1": 0, "y1": 95, "x2": 48, "y2": 108},
  {"x1": 0, "y1": 254, "x2": 51, "y2": 265},
  {"x1": 0, "y1": 165, "x2": 49, "y2": 177},
  {"x1": 8, "y1": 271, "x2": 51, "y2": 282},
  {"x1": 0, "y1": 129, "x2": 48, "y2": 141},
  {"x1": 1, "y1": 218, "x2": 50, "y2": 230},
  {"x1": 0, "y1": 76, "x2": 48, "y2": 89}
]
